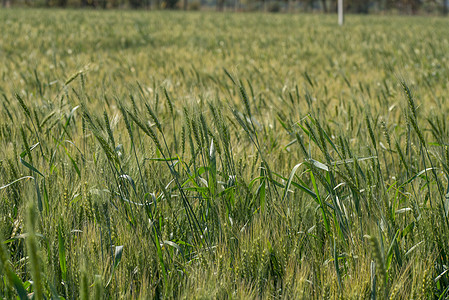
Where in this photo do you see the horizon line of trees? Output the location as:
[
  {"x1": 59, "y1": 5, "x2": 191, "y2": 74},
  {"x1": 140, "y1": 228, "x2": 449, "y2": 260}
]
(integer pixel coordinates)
[{"x1": 2, "y1": 0, "x2": 448, "y2": 15}]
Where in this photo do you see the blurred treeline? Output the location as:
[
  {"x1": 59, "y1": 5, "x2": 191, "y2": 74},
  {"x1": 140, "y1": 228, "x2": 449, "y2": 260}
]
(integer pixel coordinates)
[{"x1": 1, "y1": 0, "x2": 447, "y2": 22}]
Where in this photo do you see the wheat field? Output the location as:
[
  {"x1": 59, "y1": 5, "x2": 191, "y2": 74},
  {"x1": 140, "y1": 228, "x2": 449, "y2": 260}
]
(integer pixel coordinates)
[{"x1": 1, "y1": 9, "x2": 449, "y2": 299}]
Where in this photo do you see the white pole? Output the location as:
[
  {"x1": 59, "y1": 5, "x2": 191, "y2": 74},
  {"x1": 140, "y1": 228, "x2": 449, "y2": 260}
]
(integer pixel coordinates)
[{"x1": 338, "y1": 0, "x2": 344, "y2": 26}]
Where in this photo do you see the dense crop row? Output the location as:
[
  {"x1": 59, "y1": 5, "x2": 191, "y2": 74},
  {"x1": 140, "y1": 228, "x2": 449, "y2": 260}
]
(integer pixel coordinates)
[{"x1": 1, "y1": 10, "x2": 449, "y2": 299}]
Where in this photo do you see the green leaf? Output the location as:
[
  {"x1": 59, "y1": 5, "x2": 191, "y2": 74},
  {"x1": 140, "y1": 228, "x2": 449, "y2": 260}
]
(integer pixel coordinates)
[
  {"x1": 106, "y1": 245, "x2": 125, "y2": 287},
  {"x1": 113, "y1": 245, "x2": 123, "y2": 269},
  {"x1": 395, "y1": 208, "x2": 412, "y2": 214},
  {"x1": 282, "y1": 163, "x2": 303, "y2": 202},
  {"x1": 145, "y1": 157, "x2": 179, "y2": 162},
  {"x1": 401, "y1": 222, "x2": 415, "y2": 239},
  {"x1": 309, "y1": 159, "x2": 329, "y2": 172},
  {"x1": 20, "y1": 157, "x2": 44, "y2": 177},
  {"x1": 163, "y1": 240, "x2": 183, "y2": 257},
  {"x1": 0, "y1": 176, "x2": 34, "y2": 190},
  {"x1": 404, "y1": 241, "x2": 423, "y2": 257},
  {"x1": 19, "y1": 142, "x2": 40, "y2": 159},
  {"x1": 311, "y1": 171, "x2": 330, "y2": 233},
  {"x1": 401, "y1": 168, "x2": 435, "y2": 187},
  {"x1": 208, "y1": 140, "x2": 217, "y2": 197},
  {"x1": 61, "y1": 143, "x2": 81, "y2": 178},
  {"x1": 259, "y1": 179, "x2": 266, "y2": 212},
  {"x1": 42, "y1": 180, "x2": 49, "y2": 213},
  {"x1": 333, "y1": 238, "x2": 342, "y2": 289},
  {"x1": 7, "y1": 268, "x2": 29, "y2": 300},
  {"x1": 34, "y1": 177, "x2": 43, "y2": 213},
  {"x1": 385, "y1": 230, "x2": 399, "y2": 272},
  {"x1": 58, "y1": 222, "x2": 67, "y2": 281},
  {"x1": 119, "y1": 174, "x2": 137, "y2": 194},
  {"x1": 272, "y1": 171, "x2": 317, "y2": 199}
]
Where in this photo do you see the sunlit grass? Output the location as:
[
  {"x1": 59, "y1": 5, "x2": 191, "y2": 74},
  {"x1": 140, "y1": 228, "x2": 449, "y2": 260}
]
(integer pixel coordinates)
[{"x1": 1, "y1": 9, "x2": 449, "y2": 299}]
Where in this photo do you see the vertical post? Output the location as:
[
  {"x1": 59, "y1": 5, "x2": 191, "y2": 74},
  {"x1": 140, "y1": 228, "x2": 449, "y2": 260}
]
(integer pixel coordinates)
[{"x1": 338, "y1": 0, "x2": 344, "y2": 25}]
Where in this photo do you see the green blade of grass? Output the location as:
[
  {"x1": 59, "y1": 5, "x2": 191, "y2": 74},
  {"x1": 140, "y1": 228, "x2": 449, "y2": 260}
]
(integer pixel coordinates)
[{"x1": 282, "y1": 163, "x2": 303, "y2": 202}]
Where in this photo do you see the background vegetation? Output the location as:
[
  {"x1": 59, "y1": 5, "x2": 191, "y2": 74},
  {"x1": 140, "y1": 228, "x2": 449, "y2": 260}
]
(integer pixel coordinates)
[
  {"x1": 2, "y1": 0, "x2": 448, "y2": 16},
  {"x1": 1, "y1": 10, "x2": 449, "y2": 299}
]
